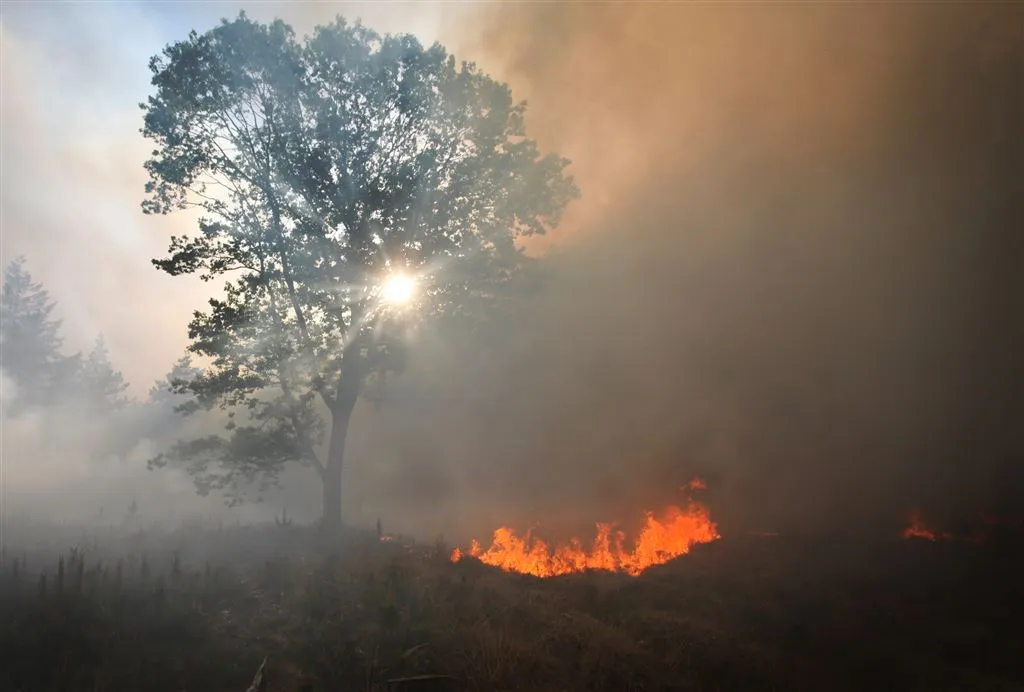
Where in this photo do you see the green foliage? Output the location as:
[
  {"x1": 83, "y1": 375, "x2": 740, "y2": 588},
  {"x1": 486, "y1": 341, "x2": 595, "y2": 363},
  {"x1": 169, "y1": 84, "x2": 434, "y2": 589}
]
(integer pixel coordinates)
[{"x1": 140, "y1": 12, "x2": 578, "y2": 505}]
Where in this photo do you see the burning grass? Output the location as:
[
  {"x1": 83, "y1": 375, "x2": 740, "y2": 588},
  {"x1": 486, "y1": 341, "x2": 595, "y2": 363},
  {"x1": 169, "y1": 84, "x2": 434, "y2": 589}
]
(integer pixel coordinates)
[
  {"x1": 451, "y1": 478, "x2": 720, "y2": 578},
  {"x1": 1, "y1": 519, "x2": 1022, "y2": 691},
  {"x1": 451, "y1": 501, "x2": 720, "y2": 578}
]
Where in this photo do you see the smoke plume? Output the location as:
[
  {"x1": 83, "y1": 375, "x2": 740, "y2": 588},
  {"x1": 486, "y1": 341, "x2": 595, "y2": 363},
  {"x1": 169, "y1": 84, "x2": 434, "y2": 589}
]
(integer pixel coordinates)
[{"x1": 380, "y1": 3, "x2": 1024, "y2": 538}]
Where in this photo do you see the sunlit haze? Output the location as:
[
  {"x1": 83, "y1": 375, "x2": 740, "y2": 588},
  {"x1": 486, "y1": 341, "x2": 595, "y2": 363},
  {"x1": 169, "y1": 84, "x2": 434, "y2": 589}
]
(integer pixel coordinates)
[{"x1": 380, "y1": 274, "x2": 417, "y2": 306}]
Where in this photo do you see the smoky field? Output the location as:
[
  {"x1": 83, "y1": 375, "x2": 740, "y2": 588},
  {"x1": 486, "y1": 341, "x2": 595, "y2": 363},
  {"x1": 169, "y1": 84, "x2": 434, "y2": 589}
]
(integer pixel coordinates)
[{"x1": 1, "y1": 517, "x2": 1022, "y2": 692}]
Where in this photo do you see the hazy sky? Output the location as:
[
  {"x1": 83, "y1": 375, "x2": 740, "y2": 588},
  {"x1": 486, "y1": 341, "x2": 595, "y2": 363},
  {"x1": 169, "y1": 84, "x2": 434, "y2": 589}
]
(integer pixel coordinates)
[{"x1": 0, "y1": 1, "x2": 467, "y2": 393}]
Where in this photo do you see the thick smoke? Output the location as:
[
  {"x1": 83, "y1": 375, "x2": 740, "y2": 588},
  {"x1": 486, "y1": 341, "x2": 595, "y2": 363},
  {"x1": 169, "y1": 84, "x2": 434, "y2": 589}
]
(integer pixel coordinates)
[{"x1": 363, "y1": 3, "x2": 1024, "y2": 539}]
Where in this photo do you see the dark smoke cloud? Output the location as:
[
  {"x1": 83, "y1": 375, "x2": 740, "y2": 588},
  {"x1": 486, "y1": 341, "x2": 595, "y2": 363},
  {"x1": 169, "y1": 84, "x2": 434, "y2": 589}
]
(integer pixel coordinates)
[{"x1": 354, "y1": 3, "x2": 1023, "y2": 539}]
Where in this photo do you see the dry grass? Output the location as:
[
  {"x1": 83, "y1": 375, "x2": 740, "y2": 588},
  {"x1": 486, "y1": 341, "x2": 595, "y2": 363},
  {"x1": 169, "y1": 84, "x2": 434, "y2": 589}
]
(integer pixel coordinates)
[{"x1": 1, "y1": 525, "x2": 1022, "y2": 691}]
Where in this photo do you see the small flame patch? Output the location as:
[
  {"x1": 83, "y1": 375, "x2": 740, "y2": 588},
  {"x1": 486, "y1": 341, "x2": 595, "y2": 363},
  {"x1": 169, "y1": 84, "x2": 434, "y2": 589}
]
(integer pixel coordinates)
[{"x1": 902, "y1": 510, "x2": 951, "y2": 541}]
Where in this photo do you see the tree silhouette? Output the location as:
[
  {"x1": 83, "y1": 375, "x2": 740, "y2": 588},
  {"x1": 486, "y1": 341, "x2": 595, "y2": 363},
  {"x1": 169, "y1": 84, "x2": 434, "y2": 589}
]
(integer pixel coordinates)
[
  {"x1": 0, "y1": 257, "x2": 79, "y2": 411},
  {"x1": 140, "y1": 13, "x2": 577, "y2": 528},
  {"x1": 147, "y1": 356, "x2": 202, "y2": 410},
  {"x1": 77, "y1": 336, "x2": 129, "y2": 411}
]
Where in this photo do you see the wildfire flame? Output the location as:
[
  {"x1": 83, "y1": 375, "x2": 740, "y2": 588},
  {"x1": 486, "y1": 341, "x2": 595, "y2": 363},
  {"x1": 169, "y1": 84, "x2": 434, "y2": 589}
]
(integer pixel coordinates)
[{"x1": 451, "y1": 480, "x2": 720, "y2": 577}]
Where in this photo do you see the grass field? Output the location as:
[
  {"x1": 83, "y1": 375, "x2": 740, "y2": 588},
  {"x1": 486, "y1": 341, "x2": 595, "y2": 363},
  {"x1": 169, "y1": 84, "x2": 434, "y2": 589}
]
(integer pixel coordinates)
[{"x1": 1, "y1": 522, "x2": 1022, "y2": 691}]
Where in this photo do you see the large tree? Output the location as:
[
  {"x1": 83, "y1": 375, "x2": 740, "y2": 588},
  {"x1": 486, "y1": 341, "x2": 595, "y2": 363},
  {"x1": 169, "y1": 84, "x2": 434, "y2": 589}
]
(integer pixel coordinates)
[{"x1": 140, "y1": 13, "x2": 577, "y2": 528}]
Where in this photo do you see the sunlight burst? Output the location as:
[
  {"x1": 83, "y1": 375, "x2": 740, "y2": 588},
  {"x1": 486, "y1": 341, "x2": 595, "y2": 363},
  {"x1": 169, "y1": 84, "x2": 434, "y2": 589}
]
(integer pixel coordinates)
[{"x1": 381, "y1": 273, "x2": 417, "y2": 305}]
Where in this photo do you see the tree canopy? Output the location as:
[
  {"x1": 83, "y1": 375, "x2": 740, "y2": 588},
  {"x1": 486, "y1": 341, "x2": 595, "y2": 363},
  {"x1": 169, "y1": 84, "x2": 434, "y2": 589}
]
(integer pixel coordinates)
[{"x1": 140, "y1": 12, "x2": 578, "y2": 523}]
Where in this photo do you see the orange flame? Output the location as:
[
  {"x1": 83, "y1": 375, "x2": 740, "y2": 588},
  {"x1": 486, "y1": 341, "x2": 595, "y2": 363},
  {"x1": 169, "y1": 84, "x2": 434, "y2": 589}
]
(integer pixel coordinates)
[{"x1": 452, "y1": 485, "x2": 720, "y2": 578}]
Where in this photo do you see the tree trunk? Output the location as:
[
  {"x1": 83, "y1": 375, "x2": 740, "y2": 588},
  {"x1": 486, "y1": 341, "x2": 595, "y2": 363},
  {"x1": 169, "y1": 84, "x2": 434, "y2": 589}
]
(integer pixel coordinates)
[{"x1": 321, "y1": 389, "x2": 358, "y2": 533}]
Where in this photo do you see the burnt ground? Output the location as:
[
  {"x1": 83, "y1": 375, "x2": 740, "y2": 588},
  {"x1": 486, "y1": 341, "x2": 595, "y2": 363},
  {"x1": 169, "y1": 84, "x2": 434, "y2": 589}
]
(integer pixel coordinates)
[{"x1": 1, "y1": 525, "x2": 1022, "y2": 692}]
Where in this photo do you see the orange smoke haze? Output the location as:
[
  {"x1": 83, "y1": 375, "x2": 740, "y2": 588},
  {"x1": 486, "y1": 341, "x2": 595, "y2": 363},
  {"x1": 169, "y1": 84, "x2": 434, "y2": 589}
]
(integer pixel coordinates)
[{"x1": 423, "y1": 2, "x2": 1024, "y2": 536}]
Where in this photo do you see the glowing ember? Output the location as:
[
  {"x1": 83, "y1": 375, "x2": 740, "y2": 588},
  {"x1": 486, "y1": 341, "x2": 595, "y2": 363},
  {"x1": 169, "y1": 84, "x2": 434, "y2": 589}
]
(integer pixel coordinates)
[
  {"x1": 451, "y1": 485, "x2": 720, "y2": 578},
  {"x1": 902, "y1": 510, "x2": 950, "y2": 541}
]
